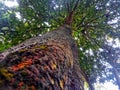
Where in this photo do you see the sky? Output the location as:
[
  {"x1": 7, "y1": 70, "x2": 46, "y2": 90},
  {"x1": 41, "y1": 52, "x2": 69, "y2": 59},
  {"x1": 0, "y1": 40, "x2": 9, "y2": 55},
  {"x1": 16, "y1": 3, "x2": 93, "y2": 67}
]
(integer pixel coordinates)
[
  {"x1": 94, "y1": 82, "x2": 118, "y2": 90},
  {"x1": 2, "y1": 0, "x2": 120, "y2": 90},
  {"x1": 4, "y1": 0, "x2": 18, "y2": 7}
]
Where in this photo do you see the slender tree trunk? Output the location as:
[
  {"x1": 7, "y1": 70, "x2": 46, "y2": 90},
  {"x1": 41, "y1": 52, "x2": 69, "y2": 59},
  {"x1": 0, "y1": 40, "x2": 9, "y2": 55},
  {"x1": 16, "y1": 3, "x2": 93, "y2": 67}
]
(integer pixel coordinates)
[
  {"x1": 88, "y1": 81, "x2": 95, "y2": 90},
  {"x1": 113, "y1": 67, "x2": 120, "y2": 90}
]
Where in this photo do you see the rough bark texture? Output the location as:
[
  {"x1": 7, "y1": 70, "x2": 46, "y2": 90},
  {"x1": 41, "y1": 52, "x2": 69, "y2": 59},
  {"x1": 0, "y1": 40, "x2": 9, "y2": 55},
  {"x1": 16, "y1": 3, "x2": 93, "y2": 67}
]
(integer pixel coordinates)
[{"x1": 0, "y1": 25, "x2": 86, "y2": 90}]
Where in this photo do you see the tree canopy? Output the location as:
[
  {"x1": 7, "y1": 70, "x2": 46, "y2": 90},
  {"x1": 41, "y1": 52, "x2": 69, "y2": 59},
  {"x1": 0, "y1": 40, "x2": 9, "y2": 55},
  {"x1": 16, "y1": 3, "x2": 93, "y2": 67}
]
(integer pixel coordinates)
[{"x1": 0, "y1": 0, "x2": 120, "y2": 89}]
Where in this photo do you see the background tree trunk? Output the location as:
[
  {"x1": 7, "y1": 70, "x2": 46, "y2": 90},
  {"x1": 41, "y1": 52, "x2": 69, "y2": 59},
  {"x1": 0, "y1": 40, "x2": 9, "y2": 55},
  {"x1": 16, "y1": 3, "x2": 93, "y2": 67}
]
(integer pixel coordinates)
[{"x1": 113, "y1": 68, "x2": 120, "y2": 90}]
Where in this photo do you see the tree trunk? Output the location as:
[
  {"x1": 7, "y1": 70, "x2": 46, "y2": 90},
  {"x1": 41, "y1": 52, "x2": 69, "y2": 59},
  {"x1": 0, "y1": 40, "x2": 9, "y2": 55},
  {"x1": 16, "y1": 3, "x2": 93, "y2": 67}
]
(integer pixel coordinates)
[
  {"x1": 113, "y1": 68, "x2": 120, "y2": 90},
  {"x1": 0, "y1": 25, "x2": 87, "y2": 90}
]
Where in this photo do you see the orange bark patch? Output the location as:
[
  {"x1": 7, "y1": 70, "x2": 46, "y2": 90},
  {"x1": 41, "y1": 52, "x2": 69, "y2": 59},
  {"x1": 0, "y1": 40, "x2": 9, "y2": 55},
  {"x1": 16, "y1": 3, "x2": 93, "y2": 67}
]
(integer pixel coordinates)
[
  {"x1": 18, "y1": 82, "x2": 24, "y2": 87},
  {"x1": 10, "y1": 59, "x2": 33, "y2": 71}
]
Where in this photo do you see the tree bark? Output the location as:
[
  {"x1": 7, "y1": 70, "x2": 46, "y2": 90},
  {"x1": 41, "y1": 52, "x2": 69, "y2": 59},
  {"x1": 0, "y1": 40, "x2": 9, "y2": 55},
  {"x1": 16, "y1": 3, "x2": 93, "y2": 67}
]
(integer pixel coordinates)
[{"x1": 0, "y1": 25, "x2": 87, "y2": 90}]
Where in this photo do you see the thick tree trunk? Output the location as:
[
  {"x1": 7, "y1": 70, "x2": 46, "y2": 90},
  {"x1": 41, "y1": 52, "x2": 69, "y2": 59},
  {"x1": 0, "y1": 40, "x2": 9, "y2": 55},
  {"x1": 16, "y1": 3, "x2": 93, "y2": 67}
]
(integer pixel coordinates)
[{"x1": 0, "y1": 25, "x2": 87, "y2": 90}]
